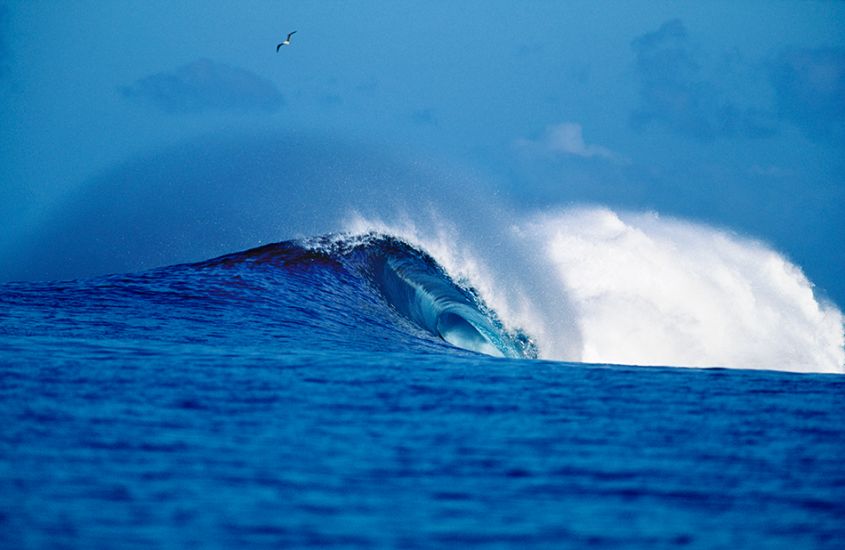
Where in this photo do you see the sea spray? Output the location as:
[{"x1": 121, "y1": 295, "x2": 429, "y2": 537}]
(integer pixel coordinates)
[
  {"x1": 347, "y1": 206, "x2": 844, "y2": 373},
  {"x1": 522, "y1": 208, "x2": 844, "y2": 373}
]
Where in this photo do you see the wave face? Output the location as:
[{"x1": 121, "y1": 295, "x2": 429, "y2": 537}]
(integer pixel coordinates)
[
  {"x1": 346, "y1": 207, "x2": 845, "y2": 374},
  {"x1": 194, "y1": 234, "x2": 537, "y2": 359},
  {"x1": 0, "y1": 234, "x2": 536, "y2": 360},
  {"x1": 352, "y1": 238, "x2": 535, "y2": 358}
]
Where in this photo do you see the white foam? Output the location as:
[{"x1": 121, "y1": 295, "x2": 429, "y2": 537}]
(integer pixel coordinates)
[
  {"x1": 346, "y1": 207, "x2": 845, "y2": 374},
  {"x1": 519, "y1": 207, "x2": 844, "y2": 373}
]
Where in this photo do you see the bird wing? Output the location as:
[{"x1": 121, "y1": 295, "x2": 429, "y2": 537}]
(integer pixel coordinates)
[
  {"x1": 276, "y1": 43, "x2": 283, "y2": 52},
  {"x1": 287, "y1": 31, "x2": 297, "y2": 40}
]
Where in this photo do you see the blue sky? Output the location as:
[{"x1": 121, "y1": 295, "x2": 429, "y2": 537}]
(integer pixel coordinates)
[{"x1": 1, "y1": 1, "x2": 843, "y2": 305}]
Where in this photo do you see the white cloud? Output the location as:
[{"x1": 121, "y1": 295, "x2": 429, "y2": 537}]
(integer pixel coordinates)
[
  {"x1": 545, "y1": 122, "x2": 616, "y2": 159},
  {"x1": 120, "y1": 58, "x2": 283, "y2": 114},
  {"x1": 517, "y1": 122, "x2": 623, "y2": 162}
]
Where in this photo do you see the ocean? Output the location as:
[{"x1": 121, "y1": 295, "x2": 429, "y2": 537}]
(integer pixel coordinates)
[{"x1": 1, "y1": 232, "x2": 843, "y2": 548}]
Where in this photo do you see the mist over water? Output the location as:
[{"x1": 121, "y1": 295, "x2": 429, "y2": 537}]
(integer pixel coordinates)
[{"x1": 0, "y1": 133, "x2": 498, "y2": 282}]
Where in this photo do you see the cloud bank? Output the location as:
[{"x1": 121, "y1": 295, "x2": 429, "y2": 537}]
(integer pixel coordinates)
[
  {"x1": 630, "y1": 19, "x2": 775, "y2": 141},
  {"x1": 770, "y1": 47, "x2": 845, "y2": 142},
  {"x1": 517, "y1": 122, "x2": 621, "y2": 162},
  {"x1": 120, "y1": 58, "x2": 283, "y2": 114}
]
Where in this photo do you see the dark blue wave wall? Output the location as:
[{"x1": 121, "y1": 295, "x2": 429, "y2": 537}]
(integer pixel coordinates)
[{"x1": 1, "y1": 234, "x2": 535, "y2": 359}]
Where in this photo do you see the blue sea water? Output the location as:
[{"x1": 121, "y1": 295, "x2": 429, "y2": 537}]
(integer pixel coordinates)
[{"x1": 1, "y1": 235, "x2": 843, "y2": 548}]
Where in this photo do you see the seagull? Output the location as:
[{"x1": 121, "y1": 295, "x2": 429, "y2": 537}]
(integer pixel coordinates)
[{"x1": 276, "y1": 31, "x2": 297, "y2": 52}]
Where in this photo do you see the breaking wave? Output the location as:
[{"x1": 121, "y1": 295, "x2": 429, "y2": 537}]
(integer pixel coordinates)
[{"x1": 344, "y1": 207, "x2": 844, "y2": 373}]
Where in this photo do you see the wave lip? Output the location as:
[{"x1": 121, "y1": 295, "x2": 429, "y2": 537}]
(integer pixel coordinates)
[{"x1": 306, "y1": 234, "x2": 538, "y2": 359}]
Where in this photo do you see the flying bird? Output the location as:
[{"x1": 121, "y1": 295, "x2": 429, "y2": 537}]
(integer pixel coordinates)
[{"x1": 276, "y1": 31, "x2": 297, "y2": 52}]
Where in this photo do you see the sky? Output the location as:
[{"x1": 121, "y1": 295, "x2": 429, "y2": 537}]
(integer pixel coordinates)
[{"x1": 0, "y1": 1, "x2": 843, "y2": 306}]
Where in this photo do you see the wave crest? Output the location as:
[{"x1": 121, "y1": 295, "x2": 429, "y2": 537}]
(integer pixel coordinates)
[
  {"x1": 202, "y1": 234, "x2": 537, "y2": 359},
  {"x1": 315, "y1": 234, "x2": 537, "y2": 358},
  {"x1": 346, "y1": 207, "x2": 844, "y2": 373}
]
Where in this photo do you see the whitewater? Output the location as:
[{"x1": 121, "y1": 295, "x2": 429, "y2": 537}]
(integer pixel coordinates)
[{"x1": 345, "y1": 206, "x2": 844, "y2": 374}]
